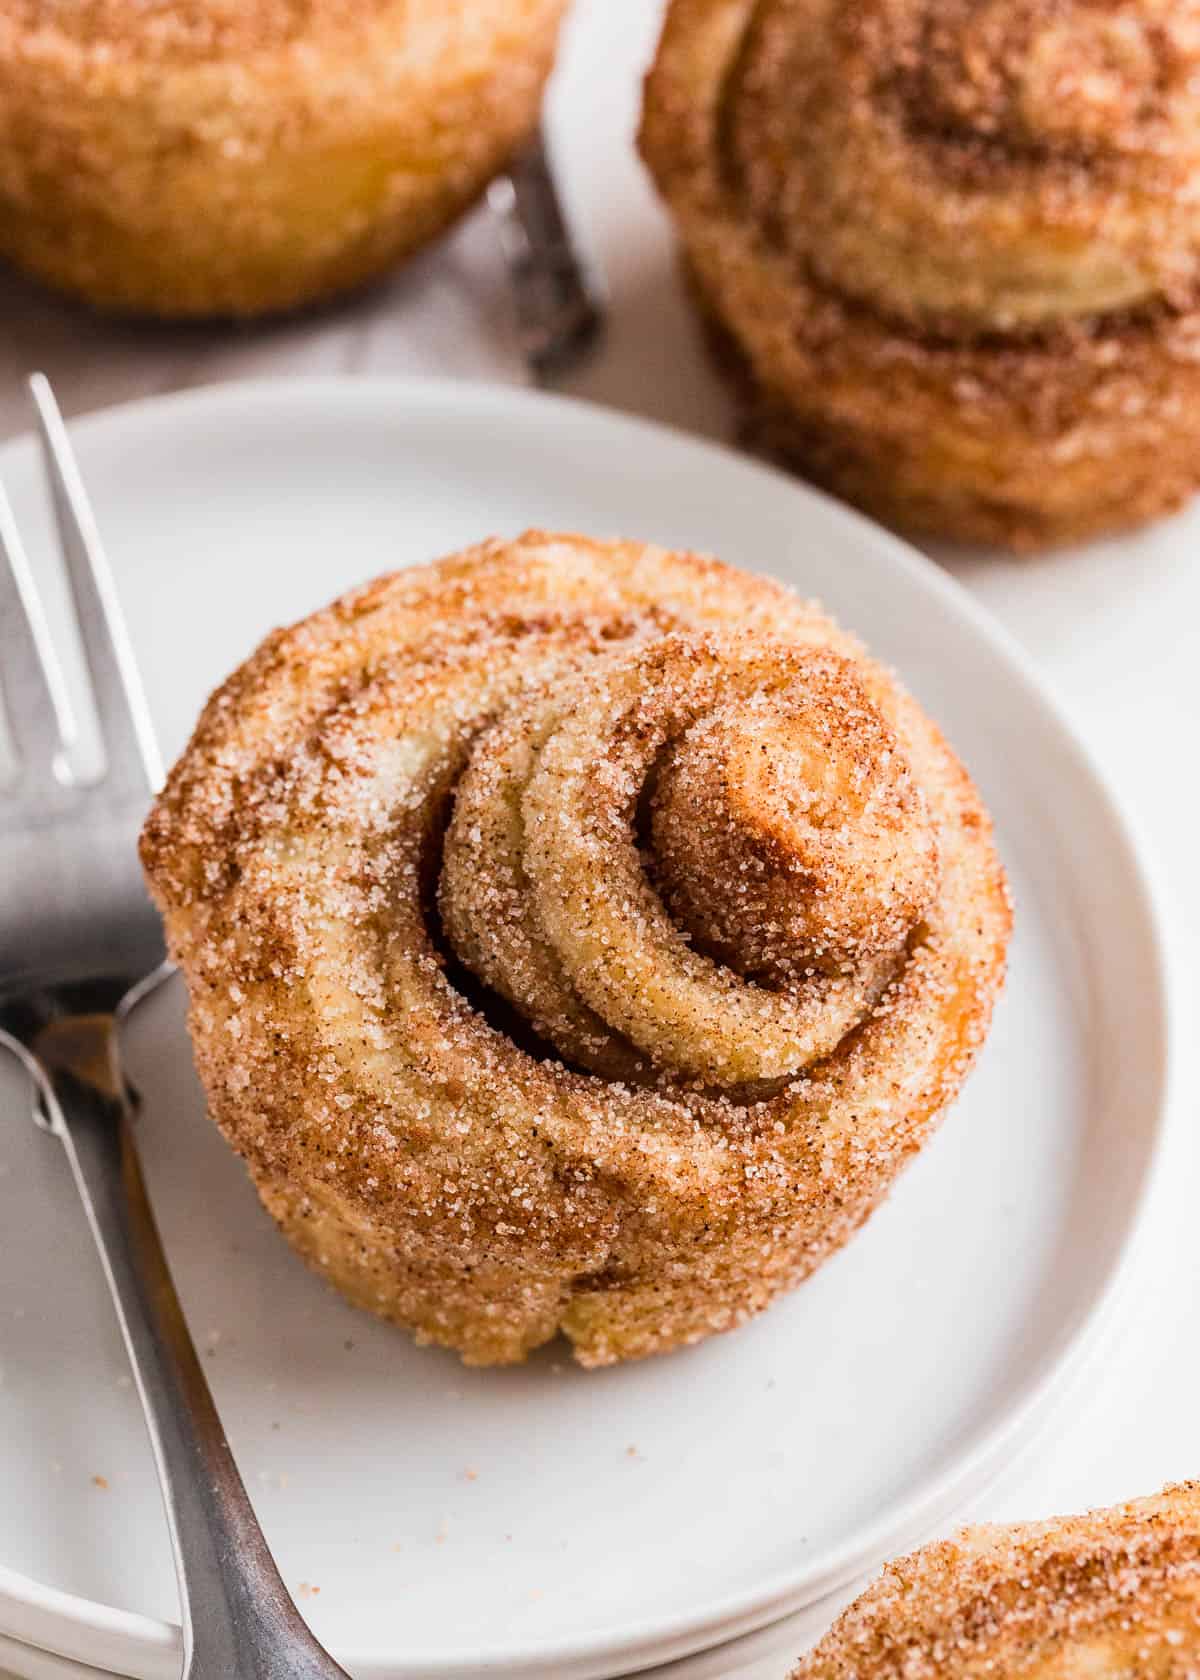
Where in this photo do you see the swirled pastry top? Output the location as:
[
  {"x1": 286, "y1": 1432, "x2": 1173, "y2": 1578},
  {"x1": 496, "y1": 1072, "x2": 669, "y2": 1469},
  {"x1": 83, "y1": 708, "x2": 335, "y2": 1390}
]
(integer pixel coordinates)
[
  {"x1": 140, "y1": 533, "x2": 1010, "y2": 1365},
  {"x1": 791, "y1": 1483, "x2": 1200, "y2": 1678},
  {"x1": 651, "y1": 0, "x2": 1200, "y2": 334}
]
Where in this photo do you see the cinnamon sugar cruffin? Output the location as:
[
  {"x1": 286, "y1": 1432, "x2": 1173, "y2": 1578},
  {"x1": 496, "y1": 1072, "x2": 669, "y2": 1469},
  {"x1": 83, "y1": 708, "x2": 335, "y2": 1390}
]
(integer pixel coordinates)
[
  {"x1": 139, "y1": 533, "x2": 1010, "y2": 1367},
  {"x1": 640, "y1": 0, "x2": 1200, "y2": 550},
  {"x1": 792, "y1": 1483, "x2": 1200, "y2": 1678},
  {"x1": 0, "y1": 0, "x2": 566, "y2": 318}
]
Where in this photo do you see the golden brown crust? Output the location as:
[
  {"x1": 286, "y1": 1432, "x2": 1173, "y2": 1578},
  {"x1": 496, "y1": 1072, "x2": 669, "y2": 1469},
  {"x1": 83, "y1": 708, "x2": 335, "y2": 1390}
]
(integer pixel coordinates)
[
  {"x1": 640, "y1": 0, "x2": 1200, "y2": 550},
  {"x1": 792, "y1": 1483, "x2": 1200, "y2": 1678},
  {"x1": 140, "y1": 531, "x2": 1010, "y2": 1366},
  {"x1": 0, "y1": 0, "x2": 566, "y2": 318},
  {"x1": 3, "y1": 1, "x2": 429, "y2": 61},
  {"x1": 649, "y1": 660, "x2": 939, "y2": 985}
]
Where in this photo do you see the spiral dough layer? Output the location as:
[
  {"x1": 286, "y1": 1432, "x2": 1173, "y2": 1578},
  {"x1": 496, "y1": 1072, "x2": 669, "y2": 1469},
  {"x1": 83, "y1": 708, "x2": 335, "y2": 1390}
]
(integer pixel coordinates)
[
  {"x1": 641, "y1": 0, "x2": 1200, "y2": 549},
  {"x1": 141, "y1": 533, "x2": 1010, "y2": 1366},
  {"x1": 792, "y1": 1483, "x2": 1200, "y2": 1679}
]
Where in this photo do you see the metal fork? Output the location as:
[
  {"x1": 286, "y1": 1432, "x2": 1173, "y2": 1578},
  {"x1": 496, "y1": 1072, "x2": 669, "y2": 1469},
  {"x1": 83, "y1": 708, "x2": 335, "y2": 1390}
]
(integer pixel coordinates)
[
  {"x1": 0, "y1": 376, "x2": 350, "y2": 1680},
  {"x1": 491, "y1": 127, "x2": 605, "y2": 381}
]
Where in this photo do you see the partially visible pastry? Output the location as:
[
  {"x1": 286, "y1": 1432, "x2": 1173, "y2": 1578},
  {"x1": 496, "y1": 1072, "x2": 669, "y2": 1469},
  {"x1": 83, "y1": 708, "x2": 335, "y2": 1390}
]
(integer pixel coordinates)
[
  {"x1": 140, "y1": 531, "x2": 1009, "y2": 1367},
  {"x1": 792, "y1": 1482, "x2": 1200, "y2": 1677},
  {"x1": 0, "y1": 0, "x2": 566, "y2": 318},
  {"x1": 641, "y1": 0, "x2": 1200, "y2": 550}
]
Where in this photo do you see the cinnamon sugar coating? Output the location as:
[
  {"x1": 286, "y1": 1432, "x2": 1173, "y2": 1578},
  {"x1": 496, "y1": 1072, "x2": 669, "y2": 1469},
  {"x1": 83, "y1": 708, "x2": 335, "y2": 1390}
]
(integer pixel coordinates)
[
  {"x1": 650, "y1": 660, "x2": 939, "y2": 985},
  {"x1": 792, "y1": 1483, "x2": 1200, "y2": 1678},
  {"x1": 640, "y1": 0, "x2": 1200, "y2": 549},
  {"x1": 140, "y1": 533, "x2": 1010, "y2": 1366},
  {"x1": 0, "y1": 0, "x2": 565, "y2": 317}
]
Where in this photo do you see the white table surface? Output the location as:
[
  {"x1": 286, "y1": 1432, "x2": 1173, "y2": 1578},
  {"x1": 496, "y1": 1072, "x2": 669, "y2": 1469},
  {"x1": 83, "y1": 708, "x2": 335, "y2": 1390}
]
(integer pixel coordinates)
[{"x1": 2, "y1": 3, "x2": 1198, "y2": 1677}]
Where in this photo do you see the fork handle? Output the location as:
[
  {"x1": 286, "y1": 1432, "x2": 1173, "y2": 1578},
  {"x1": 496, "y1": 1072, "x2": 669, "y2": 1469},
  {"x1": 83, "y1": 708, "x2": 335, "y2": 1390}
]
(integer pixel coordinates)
[
  {"x1": 491, "y1": 128, "x2": 604, "y2": 381},
  {"x1": 43, "y1": 1034, "x2": 348, "y2": 1680}
]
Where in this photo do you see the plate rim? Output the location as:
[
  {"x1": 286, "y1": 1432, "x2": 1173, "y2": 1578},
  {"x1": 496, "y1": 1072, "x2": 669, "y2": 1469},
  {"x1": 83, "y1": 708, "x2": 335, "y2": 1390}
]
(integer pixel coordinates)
[{"x1": 0, "y1": 374, "x2": 1178, "y2": 1679}]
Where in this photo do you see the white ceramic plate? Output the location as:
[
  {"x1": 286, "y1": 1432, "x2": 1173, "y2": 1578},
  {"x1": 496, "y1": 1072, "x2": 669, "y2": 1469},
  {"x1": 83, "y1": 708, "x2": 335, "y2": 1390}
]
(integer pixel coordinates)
[{"x1": 0, "y1": 379, "x2": 1170, "y2": 1680}]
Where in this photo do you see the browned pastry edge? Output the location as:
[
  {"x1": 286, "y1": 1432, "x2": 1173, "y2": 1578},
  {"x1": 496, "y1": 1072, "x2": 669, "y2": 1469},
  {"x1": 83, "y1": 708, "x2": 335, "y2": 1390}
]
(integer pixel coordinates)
[
  {"x1": 792, "y1": 1483, "x2": 1200, "y2": 1678},
  {"x1": 0, "y1": 0, "x2": 566, "y2": 318},
  {"x1": 640, "y1": 0, "x2": 1200, "y2": 551},
  {"x1": 140, "y1": 532, "x2": 1010, "y2": 1366}
]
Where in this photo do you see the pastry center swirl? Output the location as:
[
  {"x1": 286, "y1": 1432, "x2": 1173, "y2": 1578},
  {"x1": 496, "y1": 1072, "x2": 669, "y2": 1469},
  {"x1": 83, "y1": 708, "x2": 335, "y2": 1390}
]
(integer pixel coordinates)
[
  {"x1": 916, "y1": 0, "x2": 1180, "y2": 156},
  {"x1": 719, "y1": 0, "x2": 1200, "y2": 333},
  {"x1": 440, "y1": 632, "x2": 939, "y2": 1088}
]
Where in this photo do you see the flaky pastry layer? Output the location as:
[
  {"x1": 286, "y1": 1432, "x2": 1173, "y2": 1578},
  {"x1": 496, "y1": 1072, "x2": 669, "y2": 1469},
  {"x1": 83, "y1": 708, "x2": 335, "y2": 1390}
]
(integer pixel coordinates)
[
  {"x1": 141, "y1": 532, "x2": 1009, "y2": 1365},
  {"x1": 793, "y1": 1483, "x2": 1200, "y2": 1679},
  {"x1": 641, "y1": 0, "x2": 1200, "y2": 549}
]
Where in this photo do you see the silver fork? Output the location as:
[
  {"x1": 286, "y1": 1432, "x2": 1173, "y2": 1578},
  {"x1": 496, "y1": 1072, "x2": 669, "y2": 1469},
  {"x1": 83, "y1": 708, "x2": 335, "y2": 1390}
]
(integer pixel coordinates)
[
  {"x1": 0, "y1": 376, "x2": 350, "y2": 1680},
  {"x1": 491, "y1": 127, "x2": 604, "y2": 381}
]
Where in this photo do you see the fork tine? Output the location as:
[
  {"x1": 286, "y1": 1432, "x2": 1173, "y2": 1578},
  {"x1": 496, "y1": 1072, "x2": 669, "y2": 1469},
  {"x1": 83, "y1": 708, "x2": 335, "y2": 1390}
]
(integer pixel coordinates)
[
  {"x1": 28, "y1": 374, "x2": 162, "y2": 795},
  {"x1": 0, "y1": 477, "x2": 76, "y2": 793}
]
